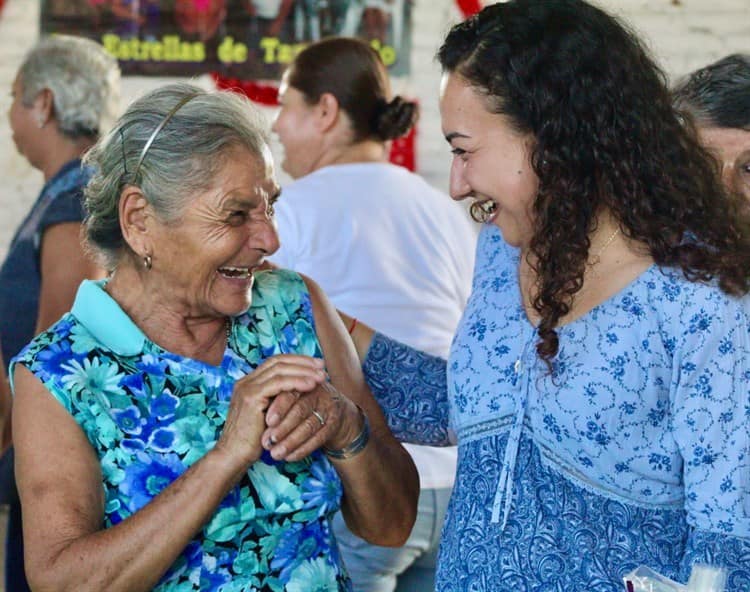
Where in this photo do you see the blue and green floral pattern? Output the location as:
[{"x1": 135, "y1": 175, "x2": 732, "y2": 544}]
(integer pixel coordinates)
[{"x1": 13, "y1": 270, "x2": 350, "y2": 591}]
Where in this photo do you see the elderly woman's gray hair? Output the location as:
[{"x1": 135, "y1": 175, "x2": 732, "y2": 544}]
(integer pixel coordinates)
[
  {"x1": 84, "y1": 82, "x2": 272, "y2": 269},
  {"x1": 673, "y1": 54, "x2": 750, "y2": 131},
  {"x1": 18, "y1": 35, "x2": 120, "y2": 139}
]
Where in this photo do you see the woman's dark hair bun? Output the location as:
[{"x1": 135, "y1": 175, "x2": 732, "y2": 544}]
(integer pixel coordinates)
[{"x1": 373, "y1": 96, "x2": 418, "y2": 141}]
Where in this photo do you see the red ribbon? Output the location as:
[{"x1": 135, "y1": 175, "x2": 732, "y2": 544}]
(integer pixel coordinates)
[{"x1": 456, "y1": 0, "x2": 482, "y2": 18}]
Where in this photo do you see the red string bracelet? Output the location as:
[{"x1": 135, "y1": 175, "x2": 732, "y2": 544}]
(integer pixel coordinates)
[{"x1": 347, "y1": 318, "x2": 358, "y2": 335}]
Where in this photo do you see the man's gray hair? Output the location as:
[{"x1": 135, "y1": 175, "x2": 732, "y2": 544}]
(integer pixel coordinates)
[
  {"x1": 84, "y1": 82, "x2": 272, "y2": 269},
  {"x1": 19, "y1": 35, "x2": 121, "y2": 138}
]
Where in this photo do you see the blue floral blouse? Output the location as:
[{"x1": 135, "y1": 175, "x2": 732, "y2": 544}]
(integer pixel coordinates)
[
  {"x1": 12, "y1": 270, "x2": 351, "y2": 592},
  {"x1": 363, "y1": 225, "x2": 750, "y2": 592}
]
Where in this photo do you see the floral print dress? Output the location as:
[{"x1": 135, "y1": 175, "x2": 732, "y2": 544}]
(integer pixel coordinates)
[
  {"x1": 12, "y1": 269, "x2": 351, "y2": 592},
  {"x1": 362, "y1": 225, "x2": 750, "y2": 592}
]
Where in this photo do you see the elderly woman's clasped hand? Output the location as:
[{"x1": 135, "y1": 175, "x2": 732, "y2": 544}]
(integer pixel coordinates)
[{"x1": 220, "y1": 354, "x2": 363, "y2": 465}]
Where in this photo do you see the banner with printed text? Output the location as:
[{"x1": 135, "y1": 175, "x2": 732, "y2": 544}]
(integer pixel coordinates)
[{"x1": 41, "y1": 1, "x2": 413, "y2": 78}]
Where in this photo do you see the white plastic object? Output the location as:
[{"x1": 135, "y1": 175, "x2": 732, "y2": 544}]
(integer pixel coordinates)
[
  {"x1": 686, "y1": 564, "x2": 727, "y2": 592},
  {"x1": 623, "y1": 566, "x2": 686, "y2": 592}
]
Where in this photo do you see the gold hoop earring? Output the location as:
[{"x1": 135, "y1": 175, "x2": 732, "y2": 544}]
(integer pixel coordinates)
[
  {"x1": 143, "y1": 254, "x2": 152, "y2": 270},
  {"x1": 469, "y1": 199, "x2": 498, "y2": 224}
]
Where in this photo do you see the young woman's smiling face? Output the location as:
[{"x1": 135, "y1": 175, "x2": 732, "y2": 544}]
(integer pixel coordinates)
[{"x1": 439, "y1": 72, "x2": 539, "y2": 248}]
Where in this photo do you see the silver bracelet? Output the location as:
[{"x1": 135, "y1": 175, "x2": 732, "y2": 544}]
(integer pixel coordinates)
[{"x1": 323, "y1": 405, "x2": 370, "y2": 460}]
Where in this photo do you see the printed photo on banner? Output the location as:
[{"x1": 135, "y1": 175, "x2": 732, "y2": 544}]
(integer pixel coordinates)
[{"x1": 40, "y1": 0, "x2": 413, "y2": 78}]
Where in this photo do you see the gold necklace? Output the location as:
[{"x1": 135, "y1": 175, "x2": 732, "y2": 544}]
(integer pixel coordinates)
[{"x1": 587, "y1": 227, "x2": 620, "y2": 267}]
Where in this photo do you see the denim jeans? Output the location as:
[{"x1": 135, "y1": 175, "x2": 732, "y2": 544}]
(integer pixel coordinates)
[{"x1": 332, "y1": 487, "x2": 451, "y2": 592}]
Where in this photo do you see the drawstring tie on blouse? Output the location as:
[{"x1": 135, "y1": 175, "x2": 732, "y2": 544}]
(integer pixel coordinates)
[{"x1": 491, "y1": 331, "x2": 535, "y2": 529}]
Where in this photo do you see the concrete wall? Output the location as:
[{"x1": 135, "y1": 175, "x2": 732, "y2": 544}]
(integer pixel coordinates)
[{"x1": 1, "y1": 0, "x2": 748, "y2": 258}]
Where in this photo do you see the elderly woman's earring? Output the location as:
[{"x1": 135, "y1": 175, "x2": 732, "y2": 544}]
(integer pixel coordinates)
[
  {"x1": 36, "y1": 116, "x2": 45, "y2": 129},
  {"x1": 469, "y1": 199, "x2": 498, "y2": 224},
  {"x1": 143, "y1": 254, "x2": 153, "y2": 270}
]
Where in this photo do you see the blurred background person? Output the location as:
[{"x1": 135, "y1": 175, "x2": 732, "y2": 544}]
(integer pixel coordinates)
[
  {"x1": 244, "y1": 0, "x2": 296, "y2": 38},
  {"x1": 340, "y1": 0, "x2": 405, "y2": 53},
  {"x1": 175, "y1": 0, "x2": 227, "y2": 42},
  {"x1": 673, "y1": 53, "x2": 750, "y2": 202},
  {"x1": 294, "y1": 0, "x2": 350, "y2": 43},
  {"x1": 109, "y1": 0, "x2": 162, "y2": 38},
  {"x1": 1, "y1": 34, "x2": 118, "y2": 592},
  {"x1": 11, "y1": 82, "x2": 417, "y2": 592},
  {"x1": 63, "y1": 0, "x2": 108, "y2": 32},
  {"x1": 271, "y1": 36, "x2": 476, "y2": 592}
]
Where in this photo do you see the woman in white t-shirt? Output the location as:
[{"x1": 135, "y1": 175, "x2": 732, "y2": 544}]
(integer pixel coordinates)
[{"x1": 271, "y1": 37, "x2": 476, "y2": 592}]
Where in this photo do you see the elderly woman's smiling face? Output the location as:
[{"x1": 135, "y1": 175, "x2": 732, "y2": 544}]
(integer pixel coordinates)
[{"x1": 147, "y1": 145, "x2": 281, "y2": 320}]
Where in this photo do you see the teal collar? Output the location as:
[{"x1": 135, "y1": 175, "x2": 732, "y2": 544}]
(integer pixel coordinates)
[{"x1": 70, "y1": 280, "x2": 147, "y2": 356}]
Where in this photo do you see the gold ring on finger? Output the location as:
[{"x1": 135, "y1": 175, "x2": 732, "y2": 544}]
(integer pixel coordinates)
[{"x1": 311, "y1": 409, "x2": 326, "y2": 427}]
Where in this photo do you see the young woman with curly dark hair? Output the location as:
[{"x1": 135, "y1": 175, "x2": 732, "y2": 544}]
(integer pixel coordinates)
[{"x1": 340, "y1": 0, "x2": 750, "y2": 590}]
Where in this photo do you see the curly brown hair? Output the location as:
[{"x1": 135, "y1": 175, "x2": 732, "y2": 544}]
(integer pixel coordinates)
[{"x1": 438, "y1": 0, "x2": 750, "y2": 365}]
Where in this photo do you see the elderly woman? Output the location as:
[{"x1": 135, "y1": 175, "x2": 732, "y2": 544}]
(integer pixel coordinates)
[
  {"x1": 1, "y1": 34, "x2": 118, "y2": 592},
  {"x1": 10, "y1": 83, "x2": 418, "y2": 592},
  {"x1": 673, "y1": 54, "x2": 750, "y2": 202},
  {"x1": 343, "y1": 1, "x2": 750, "y2": 590}
]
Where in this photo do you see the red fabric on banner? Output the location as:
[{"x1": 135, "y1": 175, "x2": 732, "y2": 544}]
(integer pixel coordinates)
[
  {"x1": 211, "y1": 73, "x2": 280, "y2": 106},
  {"x1": 456, "y1": 0, "x2": 482, "y2": 18}
]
